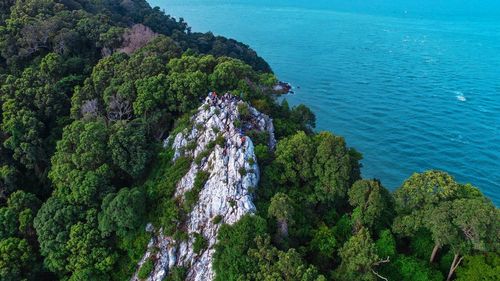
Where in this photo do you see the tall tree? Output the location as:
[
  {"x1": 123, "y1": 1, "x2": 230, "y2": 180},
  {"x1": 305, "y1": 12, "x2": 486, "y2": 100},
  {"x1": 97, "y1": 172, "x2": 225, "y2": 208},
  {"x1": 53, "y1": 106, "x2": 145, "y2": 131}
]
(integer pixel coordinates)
[
  {"x1": 393, "y1": 171, "x2": 465, "y2": 262},
  {"x1": 268, "y1": 192, "x2": 295, "y2": 239},
  {"x1": 348, "y1": 179, "x2": 394, "y2": 233},
  {"x1": 335, "y1": 227, "x2": 384, "y2": 281}
]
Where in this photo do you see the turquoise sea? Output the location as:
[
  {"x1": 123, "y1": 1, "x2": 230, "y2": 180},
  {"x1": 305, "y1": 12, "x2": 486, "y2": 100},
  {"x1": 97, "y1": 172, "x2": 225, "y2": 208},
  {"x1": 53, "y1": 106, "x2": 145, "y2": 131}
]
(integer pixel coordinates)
[{"x1": 149, "y1": 0, "x2": 500, "y2": 204}]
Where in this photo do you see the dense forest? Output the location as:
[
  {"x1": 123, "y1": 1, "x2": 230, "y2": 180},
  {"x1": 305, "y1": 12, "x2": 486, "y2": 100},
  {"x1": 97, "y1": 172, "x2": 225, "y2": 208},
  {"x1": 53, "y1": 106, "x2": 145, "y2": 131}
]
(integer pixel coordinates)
[{"x1": 0, "y1": 1, "x2": 498, "y2": 281}]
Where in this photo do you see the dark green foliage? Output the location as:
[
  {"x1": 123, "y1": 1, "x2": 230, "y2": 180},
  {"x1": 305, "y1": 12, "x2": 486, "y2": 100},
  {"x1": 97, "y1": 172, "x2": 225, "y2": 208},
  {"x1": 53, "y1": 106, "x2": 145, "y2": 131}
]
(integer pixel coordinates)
[
  {"x1": 379, "y1": 255, "x2": 444, "y2": 281},
  {"x1": 99, "y1": 187, "x2": 146, "y2": 237},
  {"x1": 113, "y1": 230, "x2": 151, "y2": 281},
  {"x1": 183, "y1": 170, "x2": 209, "y2": 212},
  {"x1": 212, "y1": 215, "x2": 223, "y2": 224},
  {"x1": 348, "y1": 179, "x2": 394, "y2": 234},
  {"x1": 238, "y1": 166, "x2": 247, "y2": 176},
  {"x1": 310, "y1": 224, "x2": 337, "y2": 260},
  {"x1": 109, "y1": 121, "x2": 150, "y2": 179},
  {"x1": 335, "y1": 228, "x2": 379, "y2": 281},
  {"x1": 213, "y1": 215, "x2": 267, "y2": 281},
  {"x1": 143, "y1": 149, "x2": 191, "y2": 232},
  {"x1": 165, "y1": 266, "x2": 188, "y2": 281},
  {"x1": 247, "y1": 130, "x2": 269, "y2": 146},
  {"x1": 247, "y1": 235, "x2": 325, "y2": 280},
  {"x1": 0, "y1": 237, "x2": 38, "y2": 281},
  {"x1": 138, "y1": 259, "x2": 154, "y2": 280},
  {"x1": 34, "y1": 196, "x2": 83, "y2": 273},
  {"x1": 193, "y1": 232, "x2": 208, "y2": 254}
]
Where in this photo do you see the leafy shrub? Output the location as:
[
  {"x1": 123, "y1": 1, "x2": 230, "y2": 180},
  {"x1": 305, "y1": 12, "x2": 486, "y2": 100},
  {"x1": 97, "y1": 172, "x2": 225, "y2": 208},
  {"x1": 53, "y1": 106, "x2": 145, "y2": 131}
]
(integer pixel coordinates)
[
  {"x1": 138, "y1": 259, "x2": 154, "y2": 280},
  {"x1": 165, "y1": 266, "x2": 188, "y2": 281},
  {"x1": 239, "y1": 167, "x2": 247, "y2": 176},
  {"x1": 247, "y1": 130, "x2": 268, "y2": 146},
  {"x1": 193, "y1": 232, "x2": 208, "y2": 254},
  {"x1": 213, "y1": 215, "x2": 223, "y2": 224},
  {"x1": 183, "y1": 171, "x2": 210, "y2": 212},
  {"x1": 237, "y1": 103, "x2": 251, "y2": 120}
]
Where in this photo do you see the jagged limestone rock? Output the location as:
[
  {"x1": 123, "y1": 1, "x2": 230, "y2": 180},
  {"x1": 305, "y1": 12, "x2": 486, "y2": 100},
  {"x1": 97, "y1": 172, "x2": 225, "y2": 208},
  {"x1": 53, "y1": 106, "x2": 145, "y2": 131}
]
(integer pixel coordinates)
[{"x1": 132, "y1": 93, "x2": 275, "y2": 281}]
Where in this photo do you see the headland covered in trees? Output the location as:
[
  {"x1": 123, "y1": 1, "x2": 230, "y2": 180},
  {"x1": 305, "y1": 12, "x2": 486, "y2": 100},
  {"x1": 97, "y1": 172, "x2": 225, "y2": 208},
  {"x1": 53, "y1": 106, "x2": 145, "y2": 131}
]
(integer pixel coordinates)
[{"x1": 0, "y1": 1, "x2": 498, "y2": 281}]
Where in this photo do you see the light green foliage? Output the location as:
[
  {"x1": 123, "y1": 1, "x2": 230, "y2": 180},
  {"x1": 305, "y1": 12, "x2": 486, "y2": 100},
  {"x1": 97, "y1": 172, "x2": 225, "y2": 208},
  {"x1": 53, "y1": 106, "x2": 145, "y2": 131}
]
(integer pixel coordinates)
[
  {"x1": 134, "y1": 73, "x2": 170, "y2": 118},
  {"x1": 275, "y1": 131, "x2": 315, "y2": 185},
  {"x1": 0, "y1": 237, "x2": 37, "y2": 281},
  {"x1": 310, "y1": 224, "x2": 337, "y2": 259},
  {"x1": 273, "y1": 131, "x2": 361, "y2": 204},
  {"x1": 209, "y1": 58, "x2": 254, "y2": 91},
  {"x1": 65, "y1": 211, "x2": 117, "y2": 276},
  {"x1": 336, "y1": 228, "x2": 379, "y2": 281},
  {"x1": 381, "y1": 255, "x2": 444, "y2": 281},
  {"x1": 455, "y1": 253, "x2": 500, "y2": 281},
  {"x1": 375, "y1": 229, "x2": 396, "y2": 258}
]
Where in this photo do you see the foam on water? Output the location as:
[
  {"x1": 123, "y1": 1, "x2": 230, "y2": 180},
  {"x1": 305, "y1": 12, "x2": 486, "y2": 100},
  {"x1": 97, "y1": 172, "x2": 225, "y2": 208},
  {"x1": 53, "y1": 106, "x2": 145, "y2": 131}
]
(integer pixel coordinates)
[{"x1": 454, "y1": 91, "x2": 467, "y2": 102}]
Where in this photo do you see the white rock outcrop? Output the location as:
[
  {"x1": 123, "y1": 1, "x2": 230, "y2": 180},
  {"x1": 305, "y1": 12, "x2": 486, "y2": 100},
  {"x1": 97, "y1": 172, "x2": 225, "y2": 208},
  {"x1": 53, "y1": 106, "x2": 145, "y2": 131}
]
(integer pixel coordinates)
[{"x1": 132, "y1": 93, "x2": 275, "y2": 281}]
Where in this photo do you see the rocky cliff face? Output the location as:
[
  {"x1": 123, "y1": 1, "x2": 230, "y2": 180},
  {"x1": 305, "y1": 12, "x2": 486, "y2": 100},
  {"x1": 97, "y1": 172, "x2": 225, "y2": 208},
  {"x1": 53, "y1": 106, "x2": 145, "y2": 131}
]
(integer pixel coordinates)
[{"x1": 132, "y1": 93, "x2": 275, "y2": 281}]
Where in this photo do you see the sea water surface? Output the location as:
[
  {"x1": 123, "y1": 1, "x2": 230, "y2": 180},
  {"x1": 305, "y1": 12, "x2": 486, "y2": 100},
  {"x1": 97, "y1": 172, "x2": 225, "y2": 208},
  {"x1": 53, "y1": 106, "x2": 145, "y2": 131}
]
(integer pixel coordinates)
[{"x1": 149, "y1": 0, "x2": 500, "y2": 204}]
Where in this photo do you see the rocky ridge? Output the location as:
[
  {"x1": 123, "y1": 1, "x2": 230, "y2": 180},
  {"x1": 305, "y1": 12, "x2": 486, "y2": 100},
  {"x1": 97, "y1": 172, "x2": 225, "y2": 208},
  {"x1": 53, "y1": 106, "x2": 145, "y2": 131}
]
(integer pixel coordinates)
[{"x1": 132, "y1": 93, "x2": 276, "y2": 281}]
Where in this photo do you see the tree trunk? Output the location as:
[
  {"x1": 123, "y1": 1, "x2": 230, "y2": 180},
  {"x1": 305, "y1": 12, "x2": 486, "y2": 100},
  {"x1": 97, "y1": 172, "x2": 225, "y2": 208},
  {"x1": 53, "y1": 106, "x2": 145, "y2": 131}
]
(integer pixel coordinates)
[
  {"x1": 430, "y1": 243, "x2": 440, "y2": 263},
  {"x1": 447, "y1": 253, "x2": 463, "y2": 281},
  {"x1": 277, "y1": 219, "x2": 288, "y2": 238}
]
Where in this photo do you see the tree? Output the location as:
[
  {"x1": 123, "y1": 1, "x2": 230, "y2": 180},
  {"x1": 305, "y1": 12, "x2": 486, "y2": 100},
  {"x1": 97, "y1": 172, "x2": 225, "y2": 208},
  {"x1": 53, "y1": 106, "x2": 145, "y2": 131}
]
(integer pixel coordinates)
[
  {"x1": 247, "y1": 235, "x2": 326, "y2": 281},
  {"x1": 379, "y1": 255, "x2": 444, "y2": 281},
  {"x1": 274, "y1": 131, "x2": 315, "y2": 186},
  {"x1": 310, "y1": 224, "x2": 337, "y2": 260},
  {"x1": 65, "y1": 210, "x2": 117, "y2": 277},
  {"x1": 312, "y1": 132, "x2": 361, "y2": 203},
  {"x1": 0, "y1": 208, "x2": 17, "y2": 239},
  {"x1": 209, "y1": 57, "x2": 254, "y2": 92},
  {"x1": 49, "y1": 120, "x2": 113, "y2": 206},
  {"x1": 393, "y1": 171, "x2": 465, "y2": 263},
  {"x1": 98, "y1": 187, "x2": 146, "y2": 237},
  {"x1": 335, "y1": 228, "x2": 382, "y2": 281},
  {"x1": 213, "y1": 215, "x2": 267, "y2": 281},
  {"x1": 34, "y1": 197, "x2": 83, "y2": 273},
  {"x1": 268, "y1": 192, "x2": 295, "y2": 239},
  {"x1": 444, "y1": 197, "x2": 499, "y2": 280},
  {"x1": 349, "y1": 179, "x2": 394, "y2": 233},
  {"x1": 455, "y1": 253, "x2": 500, "y2": 281},
  {"x1": 0, "y1": 237, "x2": 38, "y2": 281},
  {"x1": 375, "y1": 229, "x2": 397, "y2": 258},
  {"x1": 109, "y1": 121, "x2": 150, "y2": 179}
]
